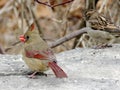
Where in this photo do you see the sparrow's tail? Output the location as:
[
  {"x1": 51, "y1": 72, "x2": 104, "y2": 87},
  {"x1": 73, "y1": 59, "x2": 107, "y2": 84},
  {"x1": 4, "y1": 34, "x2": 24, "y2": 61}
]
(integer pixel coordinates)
[{"x1": 48, "y1": 62, "x2": 67, "y2": 78}]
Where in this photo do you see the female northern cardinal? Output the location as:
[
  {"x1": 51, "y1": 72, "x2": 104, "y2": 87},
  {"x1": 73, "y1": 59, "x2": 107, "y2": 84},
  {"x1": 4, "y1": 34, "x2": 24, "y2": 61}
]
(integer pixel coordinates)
[{"x1": 19, "y1": 23, "x2": 67, "y2": 78}]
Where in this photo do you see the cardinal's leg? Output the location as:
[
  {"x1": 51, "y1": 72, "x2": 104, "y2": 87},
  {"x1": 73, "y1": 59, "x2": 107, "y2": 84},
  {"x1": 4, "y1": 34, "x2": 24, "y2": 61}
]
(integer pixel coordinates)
[
  {"x1": 28, "y1": 71, "x2": 37, "y2": 78},
  {"x1": 28, "y1": 71, "x2": 47, "y2": 78}
]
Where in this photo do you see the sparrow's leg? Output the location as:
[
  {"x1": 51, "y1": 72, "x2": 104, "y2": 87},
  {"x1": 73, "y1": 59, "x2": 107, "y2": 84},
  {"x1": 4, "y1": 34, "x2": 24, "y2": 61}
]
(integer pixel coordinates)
[{"x1": 92, "y1": 44, "x2": 112, "y2": 49}]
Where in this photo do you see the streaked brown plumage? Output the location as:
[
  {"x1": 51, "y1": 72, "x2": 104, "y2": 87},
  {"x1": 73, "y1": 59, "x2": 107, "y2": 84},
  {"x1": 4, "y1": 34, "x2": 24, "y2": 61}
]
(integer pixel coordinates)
[{"x1": 85, "y1": 9, "x2": 120, "y2": 32}]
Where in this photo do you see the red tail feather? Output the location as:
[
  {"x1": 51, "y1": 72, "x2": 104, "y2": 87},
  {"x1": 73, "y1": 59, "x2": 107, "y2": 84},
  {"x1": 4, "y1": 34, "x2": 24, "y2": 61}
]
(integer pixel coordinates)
[{"x1": 48, "y1": 62, "x2": 67, "y2": 78}]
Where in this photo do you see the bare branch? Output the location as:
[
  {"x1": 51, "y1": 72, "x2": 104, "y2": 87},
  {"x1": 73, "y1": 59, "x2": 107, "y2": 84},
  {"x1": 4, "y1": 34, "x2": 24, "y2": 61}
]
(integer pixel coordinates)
[
  {"x1": 34, "y1": 0, "x2": 74, "y2": 8},
  {"x1": 29, "y1": 6, "x2": 43, "y2": 37},
  {"x1": 52, "y1": 0, "x2": 74, "y2": 8},
  {"x1": 21, "y1": 0, "x2": 24, "y2": 34},
  {"x1": 35, "y1": 0, "x2": 51, "y2": 7},
  {"x1": 49, "y1": 27, "x2": 89, "y2": 48},
  {"x1": 0, "y1": 0, "x2": 14, "y2": 15},
  {"x1": 98, "y1": 0, "x2": 109, "y2": 13}
]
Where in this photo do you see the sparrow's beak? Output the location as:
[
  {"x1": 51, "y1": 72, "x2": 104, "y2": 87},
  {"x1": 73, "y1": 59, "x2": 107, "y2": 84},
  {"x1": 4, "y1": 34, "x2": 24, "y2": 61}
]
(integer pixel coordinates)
[{"x1": 19, "y1": 35, "x2": 26, "y2": 42}]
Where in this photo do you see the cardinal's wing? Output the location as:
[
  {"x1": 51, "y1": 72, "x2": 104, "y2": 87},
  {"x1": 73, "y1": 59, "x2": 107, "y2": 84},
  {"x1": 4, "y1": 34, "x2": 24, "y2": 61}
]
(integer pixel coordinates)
[{"x1": 25, "y1": 48, "x2": 57, "y2": 62}]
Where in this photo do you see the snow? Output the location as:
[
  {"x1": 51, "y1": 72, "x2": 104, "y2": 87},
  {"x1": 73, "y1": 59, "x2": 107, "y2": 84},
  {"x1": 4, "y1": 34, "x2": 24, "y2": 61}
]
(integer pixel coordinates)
[{"x1": 0, "y1": 44, "x2": 120, "y2": 90}]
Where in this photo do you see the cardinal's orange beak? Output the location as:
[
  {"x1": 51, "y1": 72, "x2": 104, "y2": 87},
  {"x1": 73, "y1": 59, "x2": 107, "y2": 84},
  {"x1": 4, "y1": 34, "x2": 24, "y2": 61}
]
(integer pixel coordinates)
[{"x1": 19, "y1": 35, "x2": 26, "y2": 42}]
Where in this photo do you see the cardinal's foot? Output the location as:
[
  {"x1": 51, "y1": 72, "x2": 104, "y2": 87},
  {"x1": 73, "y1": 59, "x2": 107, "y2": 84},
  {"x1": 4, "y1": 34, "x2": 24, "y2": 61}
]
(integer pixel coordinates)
[
  {"x1": 37, "y1": 72, "x2": 47, "y2": 77},
  {"x1": 27, "y1": 71, "x2": 47, "y2": 78},
  {"x1": 28, "y1": 71, "x2": 37, "y2": 79}
]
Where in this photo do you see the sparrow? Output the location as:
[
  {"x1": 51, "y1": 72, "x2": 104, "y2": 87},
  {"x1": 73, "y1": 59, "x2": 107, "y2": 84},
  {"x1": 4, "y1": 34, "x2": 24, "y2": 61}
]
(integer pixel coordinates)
[
  {"x1": 84, "y1": 9, "x2": 120, "y2": 32},
  {"x1": 77, "y1": 9, "x2": 120, "y2": 48},
  {"x1": 19, "y1": 23, "x2": 67, "y2": 78}
]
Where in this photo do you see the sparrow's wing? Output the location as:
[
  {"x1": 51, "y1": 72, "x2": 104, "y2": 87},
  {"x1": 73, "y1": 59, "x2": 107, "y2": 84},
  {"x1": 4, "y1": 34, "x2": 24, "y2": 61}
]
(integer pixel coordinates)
[{"x1": 25, "y1": 48, "x2": 57, "y2": 62}]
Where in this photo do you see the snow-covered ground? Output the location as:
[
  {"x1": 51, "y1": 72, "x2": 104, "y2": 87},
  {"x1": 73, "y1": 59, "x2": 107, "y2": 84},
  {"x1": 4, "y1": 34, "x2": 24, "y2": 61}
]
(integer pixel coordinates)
[{"x1": 0, "y1": 44, "x2": 120, "y2": 90}]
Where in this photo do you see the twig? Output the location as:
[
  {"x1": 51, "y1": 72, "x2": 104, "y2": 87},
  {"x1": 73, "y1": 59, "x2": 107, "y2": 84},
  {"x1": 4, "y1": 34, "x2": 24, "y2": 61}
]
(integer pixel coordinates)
[
  {"x1": 98, "y1": 0, "x2": 108, "y2": 13},
  {"x1": 35, "y1": 0, "x2": 51, "y2": 7},
  {"x1": 5, "y1": 41, "x2": 21, "y2": 52},
  {"x1": 85, "y1": 0, "x2": 95, "y2": 10},
  {"x1": 62, "y1": 2, "x2": 73, "y2": 36},
  {"x1": 29, "y1": 6, "x2": 43, "y2": 37},
  {"x1": 23, "y1": 2, "x2": 31, "y2": 27},
  {"x1": 72, "y1": 19, "x2": 86, "y2": 49},
  {"x1": 0, "y1": 0, "x2": 14, "y2": 15},
  {"x1": 49, "y1": 27, "x2": 89, "y2": 48},
  {"x1": 52, "y1": 0, "x2": 74, "y2": 8},
  {"x1": 21, "y1": 0, "x2": 24, "y2": 33},
  {"x1": 35, "y1": 0, "x2": 74, "y2": 8}
]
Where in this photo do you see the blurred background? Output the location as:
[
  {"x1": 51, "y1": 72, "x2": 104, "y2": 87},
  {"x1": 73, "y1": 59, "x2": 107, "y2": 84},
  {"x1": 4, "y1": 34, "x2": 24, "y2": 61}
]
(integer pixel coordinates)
[{"x1": 0, "y1": 0, "x2": 119, "y2": 54}]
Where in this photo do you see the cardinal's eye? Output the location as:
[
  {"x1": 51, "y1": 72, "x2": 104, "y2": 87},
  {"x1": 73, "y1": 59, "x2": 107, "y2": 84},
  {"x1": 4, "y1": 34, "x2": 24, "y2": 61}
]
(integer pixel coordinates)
[{"x1": 26, "y1": 36, "x2": 29, "y2": 40}]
